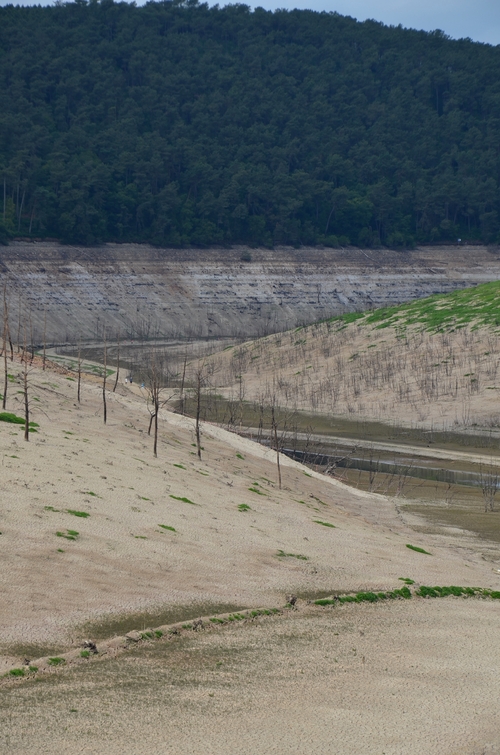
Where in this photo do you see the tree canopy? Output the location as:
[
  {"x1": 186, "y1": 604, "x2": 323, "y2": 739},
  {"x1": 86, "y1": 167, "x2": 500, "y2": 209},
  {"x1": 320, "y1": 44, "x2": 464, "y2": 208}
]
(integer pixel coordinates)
[{"x1": 1, "y1": 0, "x2": 500, "y2": 248}]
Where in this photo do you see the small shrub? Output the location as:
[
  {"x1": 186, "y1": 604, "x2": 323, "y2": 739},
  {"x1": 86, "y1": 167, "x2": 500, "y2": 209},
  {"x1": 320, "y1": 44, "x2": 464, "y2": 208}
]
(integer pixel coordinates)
[
  {"x1": 80, "y1": 650, "x2": 90, "y2": 658},
  {"x1": 355, "y1": 591, "x2": 379, "y2": 603},
  {"x1": 154, "y1": 630, "x2": 163, "y2": 638},
  {"x1": 56, "y1": 530, "x2": 79, "y2": 541},
  {"x1": 48, "y1": 657, "x2": 65, "y2": 666},
  {"x1": 276, "y1": 549, "x2": 308, "y2": 560},
  {"x1": 28, "y1": 666, "x2": 38, "y2": 673},
  {"x1": 236, "y1": 453, "x2": 244, "y2": 460},
  {"x1": 170, "y1": 494, "x2": 196, "y2": 504},
  {"x1": 0, "y1": 412, "x2": 39, "y2": 428},
  {"x1": 238, "y1": 504, "x2": 251, "y2": 512},
  {"x1": 406, "y1": 543, "x2": 431, "y2": 555},
  {"x1": 9, "y1": 668, "x2": 25, "y2": 677},
  {"x1": 388, "y1": 587, "x2": 412, "y2": 599}
]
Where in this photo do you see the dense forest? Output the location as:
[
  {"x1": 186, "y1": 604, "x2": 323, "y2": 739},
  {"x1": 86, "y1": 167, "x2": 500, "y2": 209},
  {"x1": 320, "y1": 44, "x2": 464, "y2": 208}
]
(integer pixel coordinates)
[{"x1": 1, "y1": 0, "x2": 500, "y2": 248}]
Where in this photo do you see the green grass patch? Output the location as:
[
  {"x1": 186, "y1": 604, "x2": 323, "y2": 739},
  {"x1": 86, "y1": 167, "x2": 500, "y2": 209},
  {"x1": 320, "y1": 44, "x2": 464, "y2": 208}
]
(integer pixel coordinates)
[
  {"x1": 170, "y1": 494, "x2": 196, "y2": 504},
  {"x1": 66, "y1": 510, "x2": 90, "y2": 518},
  {"x1": 313, "y1": 520, "x2": 335, "y2": 528},
  {"x1": 277, "y1": 549, "x2": 308, "y2": 560},
  {"x1": 238, "y1": 503, "x2": 251, "y2": 512},
  {"x1": 83, "y1": 491, "x2": 98, "y2": 497},
  {"x1": 48, "y1": 657, "x2": 65, "y2": 666},
  {"x1": 44, "y1": 506, "x2": 59, "y2": 512},
  {"x1": 330, "y1": 280, "x2": 500, "y2": 334},
  {"x1": 80, "y1": 650, "x2": 91, "y2": 658},
  {"x1": 236, "y1": 453, "x2": 244, "y2": 460},
  {"x1": 173, "y1": 463, "x2": 186, "y2": 469},
  {"x1": 56, "y1": 530, "x2": 79, "y2": 541},
  {"x1": 248, "y1": 486, "x2": 266, "y2": 495},
  {"x1": 399, "y1": 577, "x2": 415, "y2": 584},
  {"x1": 8, "y1": 668, "x2": 25, "y2": 677},
  {"x1": 0, "y1": 412, "x2": 39, "y2": 428},
  {"x1": 158, "y1": 524, "x2": 176, "y2": 532},
  {"x1": 406, "y1": 543, "x2": 432, "y2": 555}
]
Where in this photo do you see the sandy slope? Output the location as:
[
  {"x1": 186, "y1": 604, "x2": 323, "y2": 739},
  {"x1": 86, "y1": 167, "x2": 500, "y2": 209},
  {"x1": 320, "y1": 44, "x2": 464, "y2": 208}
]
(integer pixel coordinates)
[
  {"x1": 1, "y1": 358, "x2": 500, "y2": 754},
  {"x1": 0, "y1": 357, "x2": 498, "y2": 654},
  {"x1": 204, "y1": 315, "x2": 500, "y2": 431}
]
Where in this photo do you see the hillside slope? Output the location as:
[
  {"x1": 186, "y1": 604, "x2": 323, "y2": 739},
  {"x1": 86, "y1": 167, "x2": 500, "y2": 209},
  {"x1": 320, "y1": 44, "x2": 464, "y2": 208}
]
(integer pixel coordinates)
[
  {"x1": 206, "y1": 280, "x2": 500, "y2": 431},
  {"x1": 1, "y1": 355, "x2": 497, "y2": 668},
  {"x1": 1, "y1": 1, "x2": 500, "y2": 246}
]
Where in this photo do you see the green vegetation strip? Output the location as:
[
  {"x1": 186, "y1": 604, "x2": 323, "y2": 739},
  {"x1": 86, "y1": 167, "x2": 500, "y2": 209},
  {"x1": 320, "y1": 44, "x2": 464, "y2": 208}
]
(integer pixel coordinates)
[
  {"x1": 406, "y1": 543, "x2": 432, "y2": 555},
  {"x1": 332, "y1": 281, "x2": 500, "y2": 334},
  {"x1": 0, "y1": 412, "x2": 39, "y2": 428},
  {"x1": 314, "y1": 585, "x2": 500, "y2": 606},
  {"x1": 5, "y1": 586, "x2": 500, "y2": 683},
  {"x1": 169, "y1": 494, "x2": 196, "y2": 505}
]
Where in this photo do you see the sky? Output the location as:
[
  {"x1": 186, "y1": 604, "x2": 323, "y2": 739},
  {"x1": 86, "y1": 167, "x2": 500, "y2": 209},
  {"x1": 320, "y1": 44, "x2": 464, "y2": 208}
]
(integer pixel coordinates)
[{"x1": 0, "y1": 0, "x2": 499, "y2": 46}]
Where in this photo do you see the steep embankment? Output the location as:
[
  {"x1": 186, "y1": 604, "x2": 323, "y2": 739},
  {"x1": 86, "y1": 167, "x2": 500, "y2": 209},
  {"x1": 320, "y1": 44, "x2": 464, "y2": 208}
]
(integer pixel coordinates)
[
  {"x1": 1, "y1": 242, "x2": 500, "y2": 342},
  {"x1": 205, "y1": 280, "x2": 500, "y2": 432}
]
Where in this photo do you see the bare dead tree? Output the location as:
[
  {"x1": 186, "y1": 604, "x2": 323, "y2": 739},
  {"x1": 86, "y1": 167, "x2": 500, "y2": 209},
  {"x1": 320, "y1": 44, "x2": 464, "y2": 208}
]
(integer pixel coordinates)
[
  {"x1": 271, "y1": 402, "x2": 282, "y2": 490},
  {"x1": 102, "y1": 329, "x2": 107, "y2": 424},
  {"x1": 16, "y1": 292, "x2": 21, "y2": 354},
  {"x1": 22, "y1": 322, "x2": 30, "y2": 441},
  {"x1": 145, "y1": 348, "x2": 174, "y2": 458},
  {"x1": 29, "y1": 311, "x2": 34, "y2": 365},
  {"x1": 480, "y1": 462, "x2": 499, "y2": 512},
  {"x1": 113, "y1": 335, "x2": 120, "y2": 392},
  {"x1": 178, "y1": 348, "x2": 188, "y2": 415},
  {"x1": 77, "y1": 341, "x2": 82, "y2": 404},
  {"x1": 2, "y1": 285, "x2": 9, "y2": 410},
  {"x1": 189, "y1": 361, "x2": 208, "y2": 461},
  {"x1": 195, "y1": 366, "x2": 203, "y2": 460},
  {"x1": 42, "y1": 309, "x2": 47, "y2": 371}
]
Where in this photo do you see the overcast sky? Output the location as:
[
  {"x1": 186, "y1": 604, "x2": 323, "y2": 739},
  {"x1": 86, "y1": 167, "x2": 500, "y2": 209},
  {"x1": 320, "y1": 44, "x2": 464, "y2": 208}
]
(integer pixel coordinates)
[{"x1": 1, "y1": 0, "x2": 499, "y2": 46}]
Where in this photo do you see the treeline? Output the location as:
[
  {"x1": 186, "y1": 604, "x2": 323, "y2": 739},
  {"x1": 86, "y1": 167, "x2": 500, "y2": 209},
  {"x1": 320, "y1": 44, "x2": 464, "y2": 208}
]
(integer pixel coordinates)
[{"x1": 1, "y1": 0, "x2": 500, "y2": 248}]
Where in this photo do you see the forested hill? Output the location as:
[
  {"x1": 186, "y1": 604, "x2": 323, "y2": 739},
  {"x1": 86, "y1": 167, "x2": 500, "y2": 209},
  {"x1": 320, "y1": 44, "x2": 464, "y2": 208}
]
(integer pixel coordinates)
[{"x1": 1, "y1": 1, "x2": 500, "y2": 248}]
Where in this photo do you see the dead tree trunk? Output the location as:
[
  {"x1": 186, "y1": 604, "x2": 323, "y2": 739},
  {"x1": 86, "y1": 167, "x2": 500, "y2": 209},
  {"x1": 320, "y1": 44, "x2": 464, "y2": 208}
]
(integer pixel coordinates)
[
  {"x1": 271, "y1": 404, "x2": 282, "y2": 490},
  {"x1": 2, "y1": 287, "x2": 8, "y2": 410},
  {"x1": 179, "y1": 351, "x2": 188, "y2": 415},
  {"x1": 77, "y1": 342, "x2": 82, "y2": 404},
  {"x1": 113, "y1": 337, "x2": 120, "y2": 392},
  {"x1": 102, "y1": 331, "x2": 107, "y2": 425},
  {"x1": 23, "y1": 328, "x2": 29, "y2": 441},
  {"x1": 42, "y1": 310, "x2": 47, "y2": 371}
]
